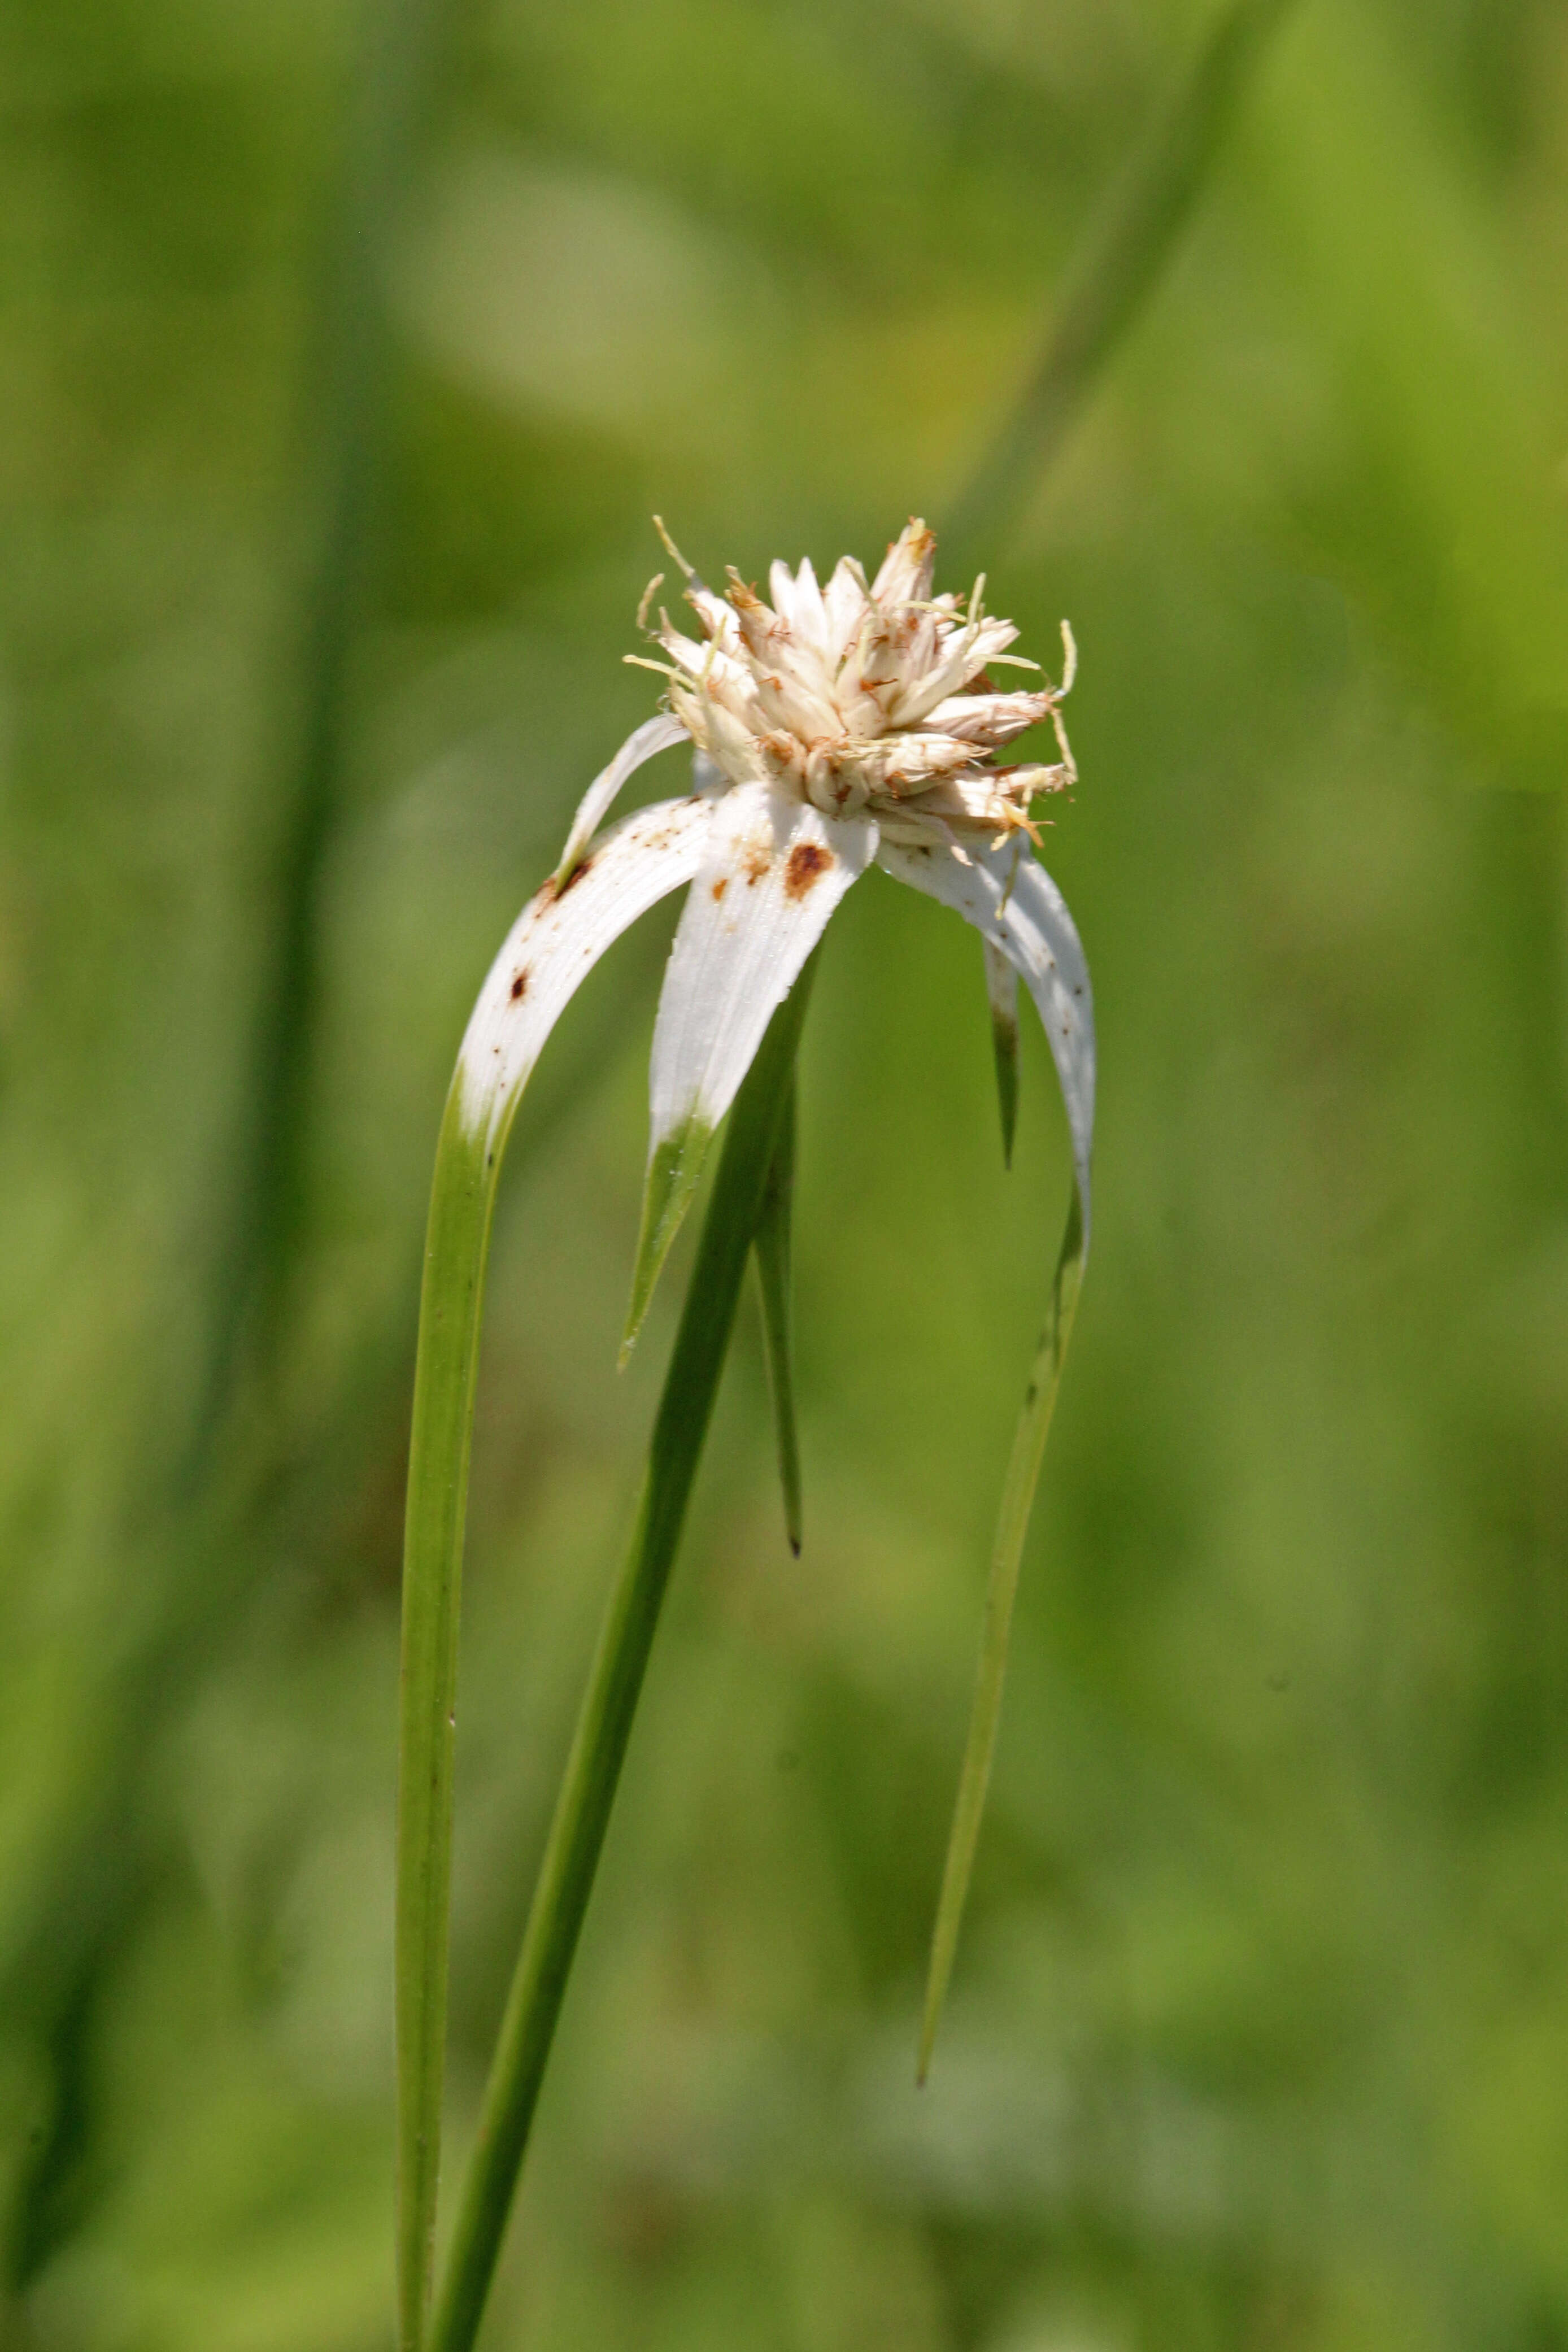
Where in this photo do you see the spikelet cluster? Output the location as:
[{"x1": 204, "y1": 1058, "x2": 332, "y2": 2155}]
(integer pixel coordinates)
[{"x1": 633, "y1": 519, "x2": 1075, "y2": 850}]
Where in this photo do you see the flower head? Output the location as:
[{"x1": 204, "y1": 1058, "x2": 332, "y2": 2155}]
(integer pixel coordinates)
[
  {"x1": 458, "y1": 521, "x2": 1094, "y2": 1347},
  {"x1": 634, "y1": 517, "x2": 1075, "y2": 851}
]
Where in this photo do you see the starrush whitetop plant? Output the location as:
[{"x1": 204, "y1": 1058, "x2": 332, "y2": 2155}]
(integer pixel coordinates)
[
  {"x1": 456, "y1": 517, "x2": 1094, "y2": 1343},
  {"x1": 395, "y1": 518, "x2": 1096, "y2": 2352}
]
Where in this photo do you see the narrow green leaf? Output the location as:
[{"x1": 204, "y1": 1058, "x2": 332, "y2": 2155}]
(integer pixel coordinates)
[
  {"x1": 621, "y1": 1113, "x2": 714, "y2": 1365},
  {"x1": 396, "y1": 1088, "x2": 506, "y2": 2352},
  {"x1": 945, "y1": 0, "x2": 1300, "y2": 560},
  {"x1": 429, "y1": 960, "x2": 818, "y2": 2352},
  {"x1": 918, "y1": 1184, "x2": 1086, "y2": 2085},
  {"x1": 753, "y1": 1073, "x2": 803, "y2": 1556}
]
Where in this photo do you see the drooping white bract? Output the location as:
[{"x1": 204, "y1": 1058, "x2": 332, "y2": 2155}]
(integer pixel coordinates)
[{"x1": 456, "y1": 519, "x2": 1095, "y2": 1346}]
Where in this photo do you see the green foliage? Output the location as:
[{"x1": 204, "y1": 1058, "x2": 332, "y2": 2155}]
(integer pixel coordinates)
[
  {"x1": 398, "y1": 1086, "x2": 499, "y2": 2352},
  {"x1": 429, "y1": 964, "x2": 815, "y2": 2352},
  {"x1": 3, "y1": 0, "x2": 1568, "y2": 2346}
]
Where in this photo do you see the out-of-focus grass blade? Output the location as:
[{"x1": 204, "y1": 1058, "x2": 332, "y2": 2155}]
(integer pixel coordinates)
[
  {"x1": 946, "y1": 0, "x2": 1301, "y2": 557},
  {"x1": 753, "y1": 1072, "x2": 803, "y2": 1556},
  {"x1": 428, "y1": 961, "x2": 818, "y2": 2352},
  {"x1": 918, "y1": 1185, "x2": 1085, "y2": 2085},
  {"x1": 6, "y1": 0, "x2": 458, "y2": 2312},
  {"x1": 190, "y1": 0, "x2": 448, "y2": 1473}
]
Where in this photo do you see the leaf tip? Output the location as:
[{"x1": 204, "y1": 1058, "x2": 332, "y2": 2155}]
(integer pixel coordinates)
[
  {"x1": 916, "y1": 1966, "x2": 946, "y2": 2082},
  {"x1": 992, "y1": 1008, "x2": 1019, "y2": 1170},
  {"x1": 624, "y1": 1114, "x2": 712, "y2": 1353},
  {"x1": 916, "y1": 1952, "x2": 952, "y2": 2090},
  {"x1": 780, "y1": 1469, "x2": 803, "y2": 1557}
]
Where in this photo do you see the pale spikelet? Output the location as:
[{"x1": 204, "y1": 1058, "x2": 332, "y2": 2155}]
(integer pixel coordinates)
[{"x1": 642, "y1": 520, "x2": 1074, "y2": 848}]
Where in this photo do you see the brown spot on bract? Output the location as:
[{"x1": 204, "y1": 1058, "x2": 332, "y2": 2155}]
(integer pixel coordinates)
[
  {"x1": 509, "y1": 969, "x2": 529, "y2": 1001},
  {"x1": 784, "y1": 841, "x2": 831, "y2": 899},
  {"x1": 554, "y1": 853, "x2": 595, "y2": 898},
  {"x1": 711, "y1": 877, "x2": 728, "y2": 901},
  {"x1": 742, "y1": 844, "x2": 770, "y2": 886}
]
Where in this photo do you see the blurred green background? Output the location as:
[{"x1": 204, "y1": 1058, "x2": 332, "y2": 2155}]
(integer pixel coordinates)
[{"x1": 5, "y1": 0, "x2": 1568, "y2": 2344}]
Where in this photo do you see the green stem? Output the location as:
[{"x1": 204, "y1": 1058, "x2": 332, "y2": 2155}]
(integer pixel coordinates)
[
  {"x1": 397, "y1": 1083, "x2": 502, "y2": 2352},
  {"x1": 946, "y1": 0, "x2": 1300, "y2": 556},
  {"x1": 421, "y1": 961, "x2": 818, "y2": 2352},
  {"x1": 917, "y1": 1185, "x2": 1085, "y2": 2083}
]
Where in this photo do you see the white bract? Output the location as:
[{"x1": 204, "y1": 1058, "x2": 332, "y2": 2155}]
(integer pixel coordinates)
[{"x1": 457, "y1": 519, "x2": 1095, "y2": 1342}]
